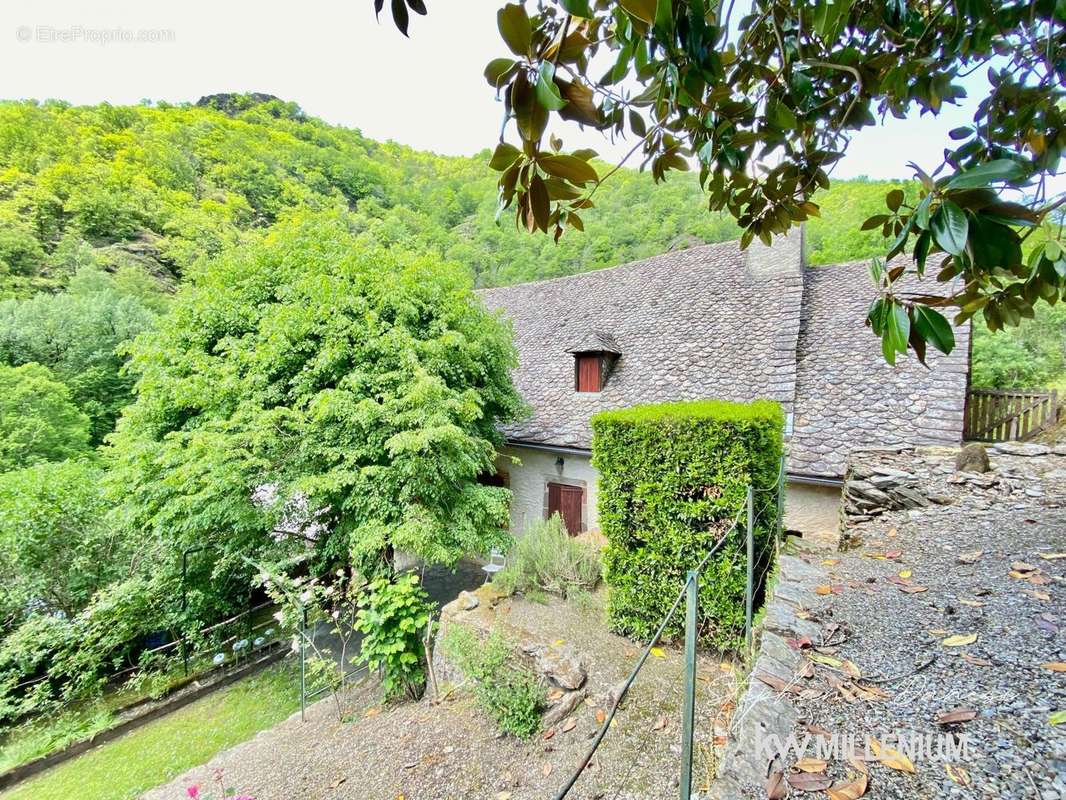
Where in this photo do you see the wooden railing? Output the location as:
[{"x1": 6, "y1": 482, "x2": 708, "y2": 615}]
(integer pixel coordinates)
[{"x1": 964, "y1": 388, "x2": 1059, "y2": 442}]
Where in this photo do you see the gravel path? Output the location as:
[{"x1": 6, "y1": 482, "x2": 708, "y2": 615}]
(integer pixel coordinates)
[{"x1": 769, "y1": 447, "x2": 1065, "y2": 800}]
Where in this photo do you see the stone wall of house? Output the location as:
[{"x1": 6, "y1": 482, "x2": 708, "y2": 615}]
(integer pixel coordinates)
[
  {"x1": 783, "y1": 481, "x2": 841, "y2": 538},
  {"x1": 495, "y1": 445, "x2": 600, "y2": 536}
]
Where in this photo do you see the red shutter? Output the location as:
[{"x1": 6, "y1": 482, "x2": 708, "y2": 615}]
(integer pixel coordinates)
[
  {"x1": 576, "y1": 355, "x2": 601, "y2": 392},
  {"x1": 547, "y1": 482, "x2": 583, "y2": 535}
]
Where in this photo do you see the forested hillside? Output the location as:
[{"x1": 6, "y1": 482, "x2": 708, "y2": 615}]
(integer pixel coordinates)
[{"x1": 0, "y1": 96, "x2": 1062, "y2": 394}]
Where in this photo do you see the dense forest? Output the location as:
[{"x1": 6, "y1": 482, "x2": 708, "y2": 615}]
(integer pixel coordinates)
[{"x1": 0, "y1": 96, "x2": 1062, "y2": 731}]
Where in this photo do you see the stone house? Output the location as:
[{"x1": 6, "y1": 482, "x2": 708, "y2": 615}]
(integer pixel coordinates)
[{"x1": 478, "y1": 232, "x2": 971, "y2": 538}]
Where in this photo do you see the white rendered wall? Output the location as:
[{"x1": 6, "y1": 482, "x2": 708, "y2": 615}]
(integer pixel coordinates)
[{"x1": 495, "y1": 445, "x2": 600, "y2": 536}]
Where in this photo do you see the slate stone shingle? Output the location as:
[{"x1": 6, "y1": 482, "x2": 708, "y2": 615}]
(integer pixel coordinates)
[{"x1": 478, "y1": 239, "x2": 970, "y2": 479}]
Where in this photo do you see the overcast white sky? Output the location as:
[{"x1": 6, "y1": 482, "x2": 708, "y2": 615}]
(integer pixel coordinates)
[{"x1": 0, "y1": 0, "x2": 1052, "y2": 189}]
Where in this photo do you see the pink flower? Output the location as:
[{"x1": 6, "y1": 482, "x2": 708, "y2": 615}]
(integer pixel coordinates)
[{"x1": 186, "y1": 787, "x2": 200, "y2": 799}]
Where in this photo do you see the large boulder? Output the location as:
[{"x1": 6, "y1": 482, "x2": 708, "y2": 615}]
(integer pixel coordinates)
[
  {"x1": 520, "y1": 642, "x2": 587, "y2": 690},
  {"x1": 955, "y1": 443, "x2": 991, "y2": 473}
]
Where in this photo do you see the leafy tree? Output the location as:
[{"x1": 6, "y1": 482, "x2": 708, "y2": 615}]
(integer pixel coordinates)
[
  {"x1": 0, "y1": 267, "x2": 162, "y2": 443},
  {"x1": 108, "y1": 212, "x2": 524, "y2": 586},
  {"x1": 469, "y1": 0, "x2": 1063, "y2": 362},
  {"x1": 0, "y1": 459, "x2": 127, "y2": 626},
  {"x1": 0, "y1": 363, "x2": 91, "y2": 472}
]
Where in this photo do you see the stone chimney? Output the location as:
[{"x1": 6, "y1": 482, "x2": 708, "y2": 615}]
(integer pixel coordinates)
[{"x1": 745, "y1": 225, "x2": 805, "y2": 280}]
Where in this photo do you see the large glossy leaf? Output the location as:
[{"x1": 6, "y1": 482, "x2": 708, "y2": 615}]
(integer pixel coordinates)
[
  {"x1": 944, "y1": 159, "x2": 1027, "y2": 190},
  {"x1": 559, "y1": 0, "x2": 592, "y2": 16},
  {"x1": 931, "y1": 200, "x2": 968, "y2": 256},
  {"x1": 913, "y1": 306, "x2": 955, "y2": 355},
  {"x1": 538, "y1": 154, "x2": 598, "y2": 185},
  {"x1": 528, "y1": 175, "x2": 550, "y2": 233},
  {"x1": 557, "y1": 79, "x2": 602, "y2": 126},
  {"x1": 883, "y1": 301, "x2": 910, "y2": 365},
  {"x1": 488, "y1": 142, "x2": 521, "y2": 171},
  {"x1": 618, "y1": 0, "x2": 657, "y2": 23},
  {"x1": 484, "y1": 58, "x2": 517, "y2": 88},
  {"x1": 497, "y1": 3, "x2": 532, "y2": 58},
  {"x1": 390, "y1": 0, "x2": 409, "y2": 36},
  {"x1": 535, "y1": 63, "x2": 568, "y2": 111}
]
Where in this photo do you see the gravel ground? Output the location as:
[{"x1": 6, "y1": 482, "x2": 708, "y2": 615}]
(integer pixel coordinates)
[
  {"x1": 772, "y1": 448, "x2": 1065, "y2": 800},
  {"x1": 143, "y1": 590, "x2": 740, "y2": 800}
]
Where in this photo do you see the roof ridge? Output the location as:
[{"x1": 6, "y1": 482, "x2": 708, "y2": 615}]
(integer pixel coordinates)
[{"x1": 476, "y1": 239, "x2": 740, "y2": 294}]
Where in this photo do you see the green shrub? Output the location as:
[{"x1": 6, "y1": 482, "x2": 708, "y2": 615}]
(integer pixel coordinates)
[
  {"x1": 441, "y1": 625, "x2": 543, "y2": 739},
  {"x1": 492, "y1": 514, "x2": 601, "y2": 599},
  {"x1": 354, "y1": 573, "x2": 433, "y2": 702},
  {"x1": 591, "y1": 399, "x2": 784, "y2": 652}
]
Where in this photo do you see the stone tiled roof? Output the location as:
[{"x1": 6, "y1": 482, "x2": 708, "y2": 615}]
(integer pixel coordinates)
[
  {"x1": 479, "y1": 241, "x2": 970, "y2": 479},
  {"x1": 789, "y1": 260, "x2": 971, "y2": 477},
  {"x1": 566, "y1": 330, "x2": 622, "y2": 355},
  {"x1": 478, "y1": 237, "x2": 804, "y2": 451}
]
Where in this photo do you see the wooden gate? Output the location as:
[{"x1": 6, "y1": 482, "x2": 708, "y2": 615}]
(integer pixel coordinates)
[{"x1": 964, "y1": 388, "x2": 1059, "y2": 442}]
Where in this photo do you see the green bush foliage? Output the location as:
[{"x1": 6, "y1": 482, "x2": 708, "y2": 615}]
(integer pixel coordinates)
[
  {"x1": 0, "y1": 363, "x2": 91, "y2": 471},
  {"x1": 354, "y1": 574, "x2": 433, "y2": 702},
  {"x1": 493, "y1": 514, "x2": 601, "y2": 599},
  {"x1": 441, "y1": 625, "x2": 543, "y2": 739},
  {"x1": 591, "y1": 399, "x2": 784, "y2": 651}
]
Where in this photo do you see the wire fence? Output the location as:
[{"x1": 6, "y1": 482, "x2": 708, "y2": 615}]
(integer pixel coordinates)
[{"x1": 553, "y1": 458, "x2": 787, "y2": 800}]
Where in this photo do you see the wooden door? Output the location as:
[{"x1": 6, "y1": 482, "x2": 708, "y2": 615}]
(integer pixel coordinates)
[{"x1": 547, "y1": 482, "x2": 583, "y2": 535}]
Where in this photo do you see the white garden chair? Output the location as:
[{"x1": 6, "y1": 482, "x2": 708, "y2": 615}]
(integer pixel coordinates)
[{"x1": 482, "y1": 549, "x2": 506, "y2": 583}]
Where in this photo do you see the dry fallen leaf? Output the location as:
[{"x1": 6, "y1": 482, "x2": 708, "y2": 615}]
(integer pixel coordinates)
[
  {"x1": 815, "y1": 584, "x2": 833, "y2": 596},
  {"x1": 941, "y1": 633, "x2": 979, "y2": 647},
  {"x1": 787, "y1": 772, "x2": 833, "y2": 791},
  {"x1": 1011, "y1": 561, "x2": 1036, "y2": 573},
  {"x1": 364, "y1": 707, "x2": 381, "y2": 717},
  {"x1": 827, "y1": 773, "x2": 869, "y2": 800},
  {"x1": 899, "y1": 584, "x2": 928, "y2": 594},
  {"x1": 1038, "y1": 552, "x2": 1066, "y2": 560},
  {"x1": 885, "y1": 550, "x2": 903, "y2": 559},
  {"x1": 595, "y1": 708, "x2": 606, "y2": 724},
  {"x1": 495, "y1": 793, "x2": 512, "y2": 800},
  {"x1": 841, "y1": 659, "x2": 862, "y2": 678},
  {"x1": 961, "y1": 653, "x2": 993, "y2": 667},
  {"x1": 822, "y1": 558, "x2": 840, "y2": 566},
  {"x1": 944, "y1": 763, "x2": 971, "y2": 787},
  {"x1": 561, "y1": 718, "x2": 577, "y2": 733},
  {"x1": 808, "y1": 652, "x2": 844, "y2": 669},
  {"x1": 652, "y1": 714, "x2": 668, "y2": 731},
  {"x1": 793, "y1": 757, "x2": 828, "y2": 773},
  {"x1": 959, "y1": 599, "x2": 985, "y2": 607},
  {"x1": 766, "y1": 770, "x2": 788, "y2": 800},
  {"x1": 541, "y1": 762, "x2": 552, "y2": 777},
  {"x1": 548, "y1": 688, "x2": 564, "y2": 701},
  {"x1": 1041, "y1": 662, "x2": 1066, "y2": 672},
  {"x1": 1024, "y1": 589, "x2": 1052, "y2": 601},
  {"x1": 936, "y1": 707, "x2": 977, "y2": 725},
  {"x1": 957, "y1": 549, "x2": 983, "y2": 564},
  {"x1": 649, "y1": 646, "x2": 666, "y2": 659},
  {"x1": 898, "y1": 569, "x2": 912, "y2": 579},
  {"x1": 542, "y1": 728, "x2": 556, "y2": 740},
  {"x1": 869, "y1": 737, "x2": 916, "y2": 773}
]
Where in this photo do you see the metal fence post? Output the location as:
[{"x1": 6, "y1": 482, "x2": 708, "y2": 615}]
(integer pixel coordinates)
[
  {"x1": 299, "y1": 604, "x2": 307, "y2": 722},
  {"x1": 680, "y1": 570, "x2": 698, "y2": 800},
  {"x1": 744, "y1": 485, "x2": 755, "y2": 650},
  {"x1": 776, "y1": 454, "x2": 786, "y2": 541}
]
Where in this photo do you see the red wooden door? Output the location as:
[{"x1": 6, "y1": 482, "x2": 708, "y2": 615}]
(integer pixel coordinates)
[{"x1": 547, "y1": 483, "x2": 583, "y2": 535}]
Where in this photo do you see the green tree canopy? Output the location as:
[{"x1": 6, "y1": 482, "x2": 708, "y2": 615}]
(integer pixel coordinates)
[
  {"x1": 0, "y1": 459, "x2": 125, "y2": 626},
  {"x1": 0, "y1": 363, "x2": 91, "y2": 472},
  {"x1": 107, "y1": 212, "x2": 525, "y2": 580},
  {"x1": 0, "y1": 266, "x2": 162, "y2": 443}
]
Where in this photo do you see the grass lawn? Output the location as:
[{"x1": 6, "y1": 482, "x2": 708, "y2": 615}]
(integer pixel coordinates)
[{"x1": 0, "y1": 659, "x2": 300, "y2": 800}]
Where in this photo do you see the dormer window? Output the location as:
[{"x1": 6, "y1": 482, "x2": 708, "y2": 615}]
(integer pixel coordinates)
[
  {"x1": 576, "y1": 355, "x2": 602, "y2": 392},
  {"x1": 567, "y1": 330, "x2": 621, "y2": 394}
]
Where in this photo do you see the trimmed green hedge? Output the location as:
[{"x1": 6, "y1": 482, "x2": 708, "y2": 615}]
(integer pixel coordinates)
[{"x1": 591, "y1": 399, "x2": 784, "y2": 651}]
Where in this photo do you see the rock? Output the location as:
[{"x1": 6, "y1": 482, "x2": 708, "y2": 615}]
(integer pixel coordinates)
[
  {"x1": 531, "y1": 645, "x2": 587, "y2": 690},
  {"x1": 457, "y1": 591, "x2": 479, "y2": 611},
  {"x1": 991, "y1": 442, "x2": 1050, "y2": 457},
  {"x1": 955, "y1": 444, "x2": 991, "y2": 473},
  {"x1": 542, "y1": 688, "x2": 586, "y2": 727}
]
